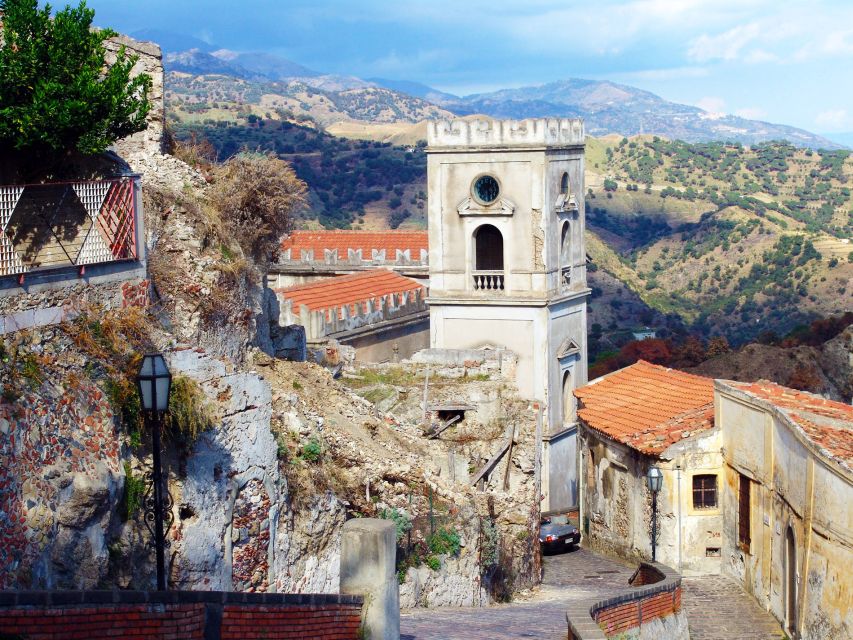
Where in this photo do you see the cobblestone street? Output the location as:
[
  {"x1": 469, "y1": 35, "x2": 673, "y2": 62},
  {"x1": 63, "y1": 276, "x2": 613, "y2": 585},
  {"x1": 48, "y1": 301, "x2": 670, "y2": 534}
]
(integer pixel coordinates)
[{"x1": 400, "y1": 548, "x2": 786, "y2": 640}]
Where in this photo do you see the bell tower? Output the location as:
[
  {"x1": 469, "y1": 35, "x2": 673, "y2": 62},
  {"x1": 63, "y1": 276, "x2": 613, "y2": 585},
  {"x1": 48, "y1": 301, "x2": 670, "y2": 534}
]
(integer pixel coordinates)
[{"x1": 426, "y1": 118, "x2": 589, "y2": 510}]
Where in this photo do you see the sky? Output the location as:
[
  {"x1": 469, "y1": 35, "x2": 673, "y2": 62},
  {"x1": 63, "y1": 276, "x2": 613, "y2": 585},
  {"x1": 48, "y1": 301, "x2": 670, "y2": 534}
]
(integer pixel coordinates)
[{"x1": 87, "y1": 0, "x2": 853, "y2": 138}]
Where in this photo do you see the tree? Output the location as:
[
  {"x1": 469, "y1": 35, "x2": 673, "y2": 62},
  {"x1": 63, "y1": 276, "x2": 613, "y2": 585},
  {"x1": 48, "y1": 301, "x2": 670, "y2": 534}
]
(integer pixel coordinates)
[
  {"x1": 706, "y1": 336, "x2": 731, "y2": 357},
  {"x1": 0, "y1": 0, "x2": 151, "y2": 157}
]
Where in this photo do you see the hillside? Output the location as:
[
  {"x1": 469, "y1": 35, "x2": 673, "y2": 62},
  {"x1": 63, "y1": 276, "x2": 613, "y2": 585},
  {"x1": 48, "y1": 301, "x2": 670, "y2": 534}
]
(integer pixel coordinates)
[
  {"x1": 162, "y1": 51, "x2": 840, "y2": 148},
  {"x1": 585, "y1": 137, "x2": 853, "y2": 342},
  {"x1": 173, "y1": 118, "x2": 427, "y2": 230},
  {"x1": 166, "y1": 71, "x2": 453, "y2": 129}
]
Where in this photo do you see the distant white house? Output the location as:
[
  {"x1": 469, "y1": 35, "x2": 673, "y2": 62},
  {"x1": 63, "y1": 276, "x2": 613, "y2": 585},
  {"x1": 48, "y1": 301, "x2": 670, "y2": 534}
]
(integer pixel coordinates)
[{"x1": 632, "y1": 327, "x2": 657, "y2": 341}]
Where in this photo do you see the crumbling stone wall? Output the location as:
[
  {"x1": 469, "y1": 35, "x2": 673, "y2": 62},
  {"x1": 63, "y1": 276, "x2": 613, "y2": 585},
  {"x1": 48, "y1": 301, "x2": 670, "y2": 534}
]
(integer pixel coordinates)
[{"x1": 0, "y1": 352, "x2": 121, "y2": 589}]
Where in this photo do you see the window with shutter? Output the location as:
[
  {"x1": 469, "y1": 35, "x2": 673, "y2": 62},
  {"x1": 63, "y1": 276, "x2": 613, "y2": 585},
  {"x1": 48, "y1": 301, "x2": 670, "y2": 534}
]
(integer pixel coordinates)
[{"x1": 738, "y1": 474, "x2": 751, "y2": 551}]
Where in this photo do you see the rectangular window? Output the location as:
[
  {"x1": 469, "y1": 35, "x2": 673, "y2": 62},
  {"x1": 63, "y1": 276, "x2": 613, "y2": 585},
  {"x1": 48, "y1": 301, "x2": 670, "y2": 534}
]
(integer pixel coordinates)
[
  {"x1": 692, "y1": 474, "x2": 718, "y2": 509},
  {"x1": 738, "y1": 474, "x2": 751, "y2": 550}
]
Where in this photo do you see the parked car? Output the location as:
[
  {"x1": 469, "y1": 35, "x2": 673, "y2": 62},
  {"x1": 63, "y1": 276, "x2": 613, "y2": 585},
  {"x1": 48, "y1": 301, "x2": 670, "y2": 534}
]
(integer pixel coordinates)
[{"x1": 539, "y1": 513, "x2": 580, "y2": 553}]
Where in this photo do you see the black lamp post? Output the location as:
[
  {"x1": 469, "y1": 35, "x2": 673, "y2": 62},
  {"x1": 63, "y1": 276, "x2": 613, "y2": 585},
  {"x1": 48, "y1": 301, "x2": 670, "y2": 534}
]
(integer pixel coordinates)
[
  {"x1": 136, "y1": 353, "x2": 173, "y2": 591},
  {"x1": 646, "y1": 465, "x2": 663, "y2": 562}
]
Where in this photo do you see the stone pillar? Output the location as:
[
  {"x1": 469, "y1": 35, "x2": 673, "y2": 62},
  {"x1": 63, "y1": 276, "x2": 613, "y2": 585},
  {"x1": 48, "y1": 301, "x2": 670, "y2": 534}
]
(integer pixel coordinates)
[{"x1": 340, "y1": 519, "x2": 400, "y2": 640}]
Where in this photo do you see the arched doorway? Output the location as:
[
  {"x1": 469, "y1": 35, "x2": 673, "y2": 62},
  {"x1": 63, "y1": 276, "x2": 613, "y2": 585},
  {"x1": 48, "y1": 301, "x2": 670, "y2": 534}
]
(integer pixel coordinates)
[
  {"x1": 473, "y1": 224, "x2": 504, "y2": 290},
  {"x1": 560, "y1": 221, "x2": 571, "y2": 286},
  {"x1": 562, "y1": 369, "x2": 575, "y2": 424},
  {"x1": 785, "y1": 526, "x2": 797, "y2": 633}
]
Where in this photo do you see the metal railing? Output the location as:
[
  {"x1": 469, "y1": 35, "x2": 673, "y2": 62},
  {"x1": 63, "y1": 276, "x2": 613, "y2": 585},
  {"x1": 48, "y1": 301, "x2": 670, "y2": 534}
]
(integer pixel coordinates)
[
  {"x1": 473, "y1": 270, "x2": 504, "y2": 291},
  {"x1": 0, "y1": 177, "x2": 138, "y2": 278}
]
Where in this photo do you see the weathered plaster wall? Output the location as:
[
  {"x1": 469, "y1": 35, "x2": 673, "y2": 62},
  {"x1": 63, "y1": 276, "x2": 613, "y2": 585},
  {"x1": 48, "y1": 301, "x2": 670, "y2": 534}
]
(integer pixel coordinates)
[
  {"x1": 718, "y1": 386, "x2": 853, "y2": 640},
  {"x1": 581, "y1": 427, "x2": 723, "y2": 575}
]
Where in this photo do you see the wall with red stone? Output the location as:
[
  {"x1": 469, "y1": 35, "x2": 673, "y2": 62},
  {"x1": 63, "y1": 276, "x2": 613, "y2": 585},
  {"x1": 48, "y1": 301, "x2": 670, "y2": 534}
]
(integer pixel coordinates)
[
  {"x1": 0, "y1": 591, "x2": 363, "y2": 640},
  {"x1": 0, "y1": 376, "x2": 120, "y2": 589}
]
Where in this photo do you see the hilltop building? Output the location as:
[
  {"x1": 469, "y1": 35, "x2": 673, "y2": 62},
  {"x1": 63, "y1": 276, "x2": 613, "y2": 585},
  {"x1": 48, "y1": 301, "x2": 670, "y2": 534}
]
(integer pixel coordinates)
[{"x1": 426, "y1": 118, "x2": 589, "y2": 511}]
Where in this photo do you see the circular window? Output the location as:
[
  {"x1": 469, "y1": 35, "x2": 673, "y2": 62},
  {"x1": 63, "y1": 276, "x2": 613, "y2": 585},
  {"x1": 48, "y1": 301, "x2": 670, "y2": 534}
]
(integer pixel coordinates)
[{"x1": 472, "y1": 175, "x2": 500, "y2": 205}]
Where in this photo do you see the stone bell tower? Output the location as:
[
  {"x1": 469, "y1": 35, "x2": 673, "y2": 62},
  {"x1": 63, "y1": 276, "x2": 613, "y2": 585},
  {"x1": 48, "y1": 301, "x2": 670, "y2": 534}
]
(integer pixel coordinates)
[{"x1": 426, "y1": 118, "x2": 589, "y2": 510}]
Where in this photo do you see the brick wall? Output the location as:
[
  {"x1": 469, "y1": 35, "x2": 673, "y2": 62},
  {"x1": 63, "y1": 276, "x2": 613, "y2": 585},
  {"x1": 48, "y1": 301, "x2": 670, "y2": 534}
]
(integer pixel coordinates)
[
  {"x1": 566, "y1": 561, "x2": 684, "y2": 640},
  {"x1": 0, "y1": 591, "x2": 363, "y2": 640}
]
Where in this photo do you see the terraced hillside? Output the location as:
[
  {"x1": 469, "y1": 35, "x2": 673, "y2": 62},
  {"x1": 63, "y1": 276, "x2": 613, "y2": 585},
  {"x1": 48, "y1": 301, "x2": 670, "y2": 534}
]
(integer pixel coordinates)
[{"x1": 586, "y1": 138, "x2": 853, "y2": 342}]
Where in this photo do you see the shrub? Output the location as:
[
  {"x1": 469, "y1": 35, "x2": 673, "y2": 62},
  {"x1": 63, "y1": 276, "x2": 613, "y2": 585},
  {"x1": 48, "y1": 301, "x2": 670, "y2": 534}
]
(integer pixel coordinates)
[
  {"x1": 164, "y1": 375, "x2": 216, "y2": 444},
  {"x1": 425, "y1": 555, "x2": 441, "y2": 571},
  {"x1": 0, "y1": 0, "x2": 151, "y2": 157},
  {"x1": 427, "y1": 526, "x2": 461, "y2": 556},
  {"x1": 380, "y1": 508, "x2": 413, "y2": 542},
  {"x1": 299, "y1": 436, "x2": 322, "y2": 463},
  {"x1": 210, "y1": 152, "x2": 307, "y2": 263}
]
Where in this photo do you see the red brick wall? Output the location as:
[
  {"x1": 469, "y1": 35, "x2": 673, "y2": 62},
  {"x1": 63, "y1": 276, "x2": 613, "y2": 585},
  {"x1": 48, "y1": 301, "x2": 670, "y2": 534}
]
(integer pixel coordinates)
[
  {"x1": 0, "y1": 604, "x2": 205, "y2": 640},
  {"x1": 0, "y1": 595, "x2": 364, "y2": 640},
  {"x1": 221, "y1": 604, "x2": 361, "y2": 640},
  {"x1": 594, "y1": 587, "x2": 681, "y2": 636}
]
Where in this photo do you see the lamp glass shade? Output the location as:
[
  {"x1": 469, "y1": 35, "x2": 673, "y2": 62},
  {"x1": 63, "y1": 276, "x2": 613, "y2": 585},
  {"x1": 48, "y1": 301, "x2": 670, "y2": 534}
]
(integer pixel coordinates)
[
  {"x1": 647, "y1": 466, "x2": 663, "y2": 493},
  {"x1": 137, "y1": 354, "x2": 172, "y2": 412}
]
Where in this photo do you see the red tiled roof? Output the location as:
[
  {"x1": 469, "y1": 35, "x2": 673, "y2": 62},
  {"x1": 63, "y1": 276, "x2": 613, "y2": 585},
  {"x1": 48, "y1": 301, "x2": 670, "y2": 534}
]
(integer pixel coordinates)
[
  {"x1": 276, "y1": 269, "x2": 424, "y2": 312},
  {"x1": 575, "y1": 360, "x2": 715, "y2": 456},
  {"x1": 281, "y1": 230, "x2": 428, "y2": 256},
  {"x1": 728, "y1": 380, "x2": 853, "y2": 468}
]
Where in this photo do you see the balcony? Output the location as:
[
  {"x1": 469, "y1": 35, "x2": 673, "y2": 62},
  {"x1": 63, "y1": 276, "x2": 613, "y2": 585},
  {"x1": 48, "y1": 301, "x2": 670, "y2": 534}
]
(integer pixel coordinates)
[
  {"x1": 472, "y1": 270, "x2": 504, "y2": 291},
  {"x1": 561, "y1": 265, "x2": 572, "y2": 288},
  {"x1": 0, "y1": 177, "x2": 138, "y2": 279}
]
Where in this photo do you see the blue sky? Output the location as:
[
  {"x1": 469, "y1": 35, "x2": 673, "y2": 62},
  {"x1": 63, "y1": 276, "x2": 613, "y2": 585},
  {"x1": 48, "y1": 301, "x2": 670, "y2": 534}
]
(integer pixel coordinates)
[{"x1": 88, "y1": 0, "x2": 853, "y2": 137}]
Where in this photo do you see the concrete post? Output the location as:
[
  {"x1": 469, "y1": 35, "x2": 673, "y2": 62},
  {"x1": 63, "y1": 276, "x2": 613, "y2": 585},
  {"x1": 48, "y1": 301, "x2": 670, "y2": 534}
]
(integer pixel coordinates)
[{"x1": 340, "y1": 519, "x2": 400, "y2": 640}]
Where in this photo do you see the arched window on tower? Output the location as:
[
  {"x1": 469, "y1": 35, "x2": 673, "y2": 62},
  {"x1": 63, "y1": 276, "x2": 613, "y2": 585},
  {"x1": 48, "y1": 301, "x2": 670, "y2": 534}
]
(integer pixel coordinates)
[
  {"x1": 560, "y1": 172, "x2": 570, "y2": 195},
  {"x1": 560, "y1": 221, "x2": 571, "y2": 287},
  {"x1": 473, "y1": 224, "x2": 504, "y2": 291},
  {"x1": 562, "y1": 369, "x2": 576, "y2": 424}
]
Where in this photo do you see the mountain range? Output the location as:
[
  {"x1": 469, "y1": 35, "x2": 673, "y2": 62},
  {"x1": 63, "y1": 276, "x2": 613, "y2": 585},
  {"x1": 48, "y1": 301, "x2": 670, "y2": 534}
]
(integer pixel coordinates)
[{"x1": 143, "y1": 29, "x2": 844, "y2": 149}]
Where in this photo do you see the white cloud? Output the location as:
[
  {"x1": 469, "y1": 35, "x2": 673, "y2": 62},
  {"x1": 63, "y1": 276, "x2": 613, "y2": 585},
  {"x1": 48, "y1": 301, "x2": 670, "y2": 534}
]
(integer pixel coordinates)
[
  {"x1": 696, "y1": 96, "x2": 727, "y2": 114},
  {"x1": 688, "y1": 22, "x2": 762, "y2": 62},
  {"x1": 619, "y1": 66, "x2": 710, "y2": 81},
  {"x1": 815, "y1": 109, "x2": 850, "y2": 131},
  {"x1": 734, "y1": 107, "x2": 767, "y2": 120}
]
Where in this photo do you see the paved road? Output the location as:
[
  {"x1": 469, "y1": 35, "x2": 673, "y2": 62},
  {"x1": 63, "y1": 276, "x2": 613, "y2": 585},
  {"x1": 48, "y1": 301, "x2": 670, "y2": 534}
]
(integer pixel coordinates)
[
  {"x1": 400, "y1": 547, "x2": 786, "y2": 640},
  {"x1": 683, "y1": 575, "x2": 787, "y2": 640}
]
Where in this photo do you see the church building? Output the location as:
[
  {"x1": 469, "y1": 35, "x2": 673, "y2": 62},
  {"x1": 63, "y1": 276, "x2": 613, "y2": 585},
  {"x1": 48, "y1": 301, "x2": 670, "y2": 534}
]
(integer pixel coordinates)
[{"x1": 426, "y1": 118, "x2": 590, "y2": 510}]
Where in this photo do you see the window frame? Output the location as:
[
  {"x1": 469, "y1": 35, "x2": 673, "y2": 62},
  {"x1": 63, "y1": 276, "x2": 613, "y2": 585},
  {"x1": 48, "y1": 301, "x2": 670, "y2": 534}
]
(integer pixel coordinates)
[{"x1": 692, "y1": 473, "x2": 718, "y2": 510}]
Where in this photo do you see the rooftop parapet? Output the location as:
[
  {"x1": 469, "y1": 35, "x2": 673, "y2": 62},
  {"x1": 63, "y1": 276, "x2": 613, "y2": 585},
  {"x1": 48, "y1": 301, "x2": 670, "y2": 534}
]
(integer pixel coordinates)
[{"x1": 427, "y1": 118, "x2": 585, "y2": 149}]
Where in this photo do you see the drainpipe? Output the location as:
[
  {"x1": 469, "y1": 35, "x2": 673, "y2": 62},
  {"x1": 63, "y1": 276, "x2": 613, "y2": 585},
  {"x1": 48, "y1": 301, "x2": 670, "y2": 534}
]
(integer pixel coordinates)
[{"x1": 676, "y1": 462, "x2": 683, "y2": 573}]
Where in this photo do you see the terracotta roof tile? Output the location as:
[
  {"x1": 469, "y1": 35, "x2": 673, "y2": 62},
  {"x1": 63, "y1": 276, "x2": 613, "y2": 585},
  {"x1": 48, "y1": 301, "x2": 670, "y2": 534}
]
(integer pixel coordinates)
[
  {"x1": 728, "y1": 380, "x2": 853, "y2": 468},
  {"x1": 575, "y1": 360, "x2": 715, "y2": 456},
  {"x1": 281, "y1": 230, "x2": 428, "y2": 256},
  {"x1": 276, "y1": 269, "x2": 424, "y2": 312}
]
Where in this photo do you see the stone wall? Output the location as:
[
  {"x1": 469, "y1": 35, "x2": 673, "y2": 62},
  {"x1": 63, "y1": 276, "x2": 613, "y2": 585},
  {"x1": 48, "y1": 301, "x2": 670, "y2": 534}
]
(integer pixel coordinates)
[
  {"x1": 0, "y1": 590, "x2": 363, "y2": 640},
  {"x1": 0, "y1": 349, "x2": 121, "y2": 590},
  {"x1": 107, "y1": 35, "x2": 165, "y2": 159}
]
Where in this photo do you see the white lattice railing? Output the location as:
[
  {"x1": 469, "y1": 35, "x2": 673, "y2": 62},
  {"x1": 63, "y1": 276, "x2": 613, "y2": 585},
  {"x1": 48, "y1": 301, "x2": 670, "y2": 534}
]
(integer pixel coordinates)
[
  {"x1": 473, "y1": 270, "x2": 505, "y2": 291},
  {"x1": 0, "y1": 177, "x2": 138, "y2": 279}
]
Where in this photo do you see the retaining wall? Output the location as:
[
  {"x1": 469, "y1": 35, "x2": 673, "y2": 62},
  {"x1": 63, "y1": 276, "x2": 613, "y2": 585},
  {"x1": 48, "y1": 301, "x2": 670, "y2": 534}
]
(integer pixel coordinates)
[
  {"x1": 0, "y1": 590, "x2": 363, "y2": 640},
  {"x1": 566, "y1": 562, "x2": 687, "y2": 640}
]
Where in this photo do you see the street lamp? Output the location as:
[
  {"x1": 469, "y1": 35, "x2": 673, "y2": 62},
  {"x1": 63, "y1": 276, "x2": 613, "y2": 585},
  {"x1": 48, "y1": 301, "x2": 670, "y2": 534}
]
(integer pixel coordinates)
[
  {"x1": 136, "y1": 353, "x2": 173, "y2": 591},
  {"x1": 646, "y1": 465, "x2": 663, "y2": 562}
]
